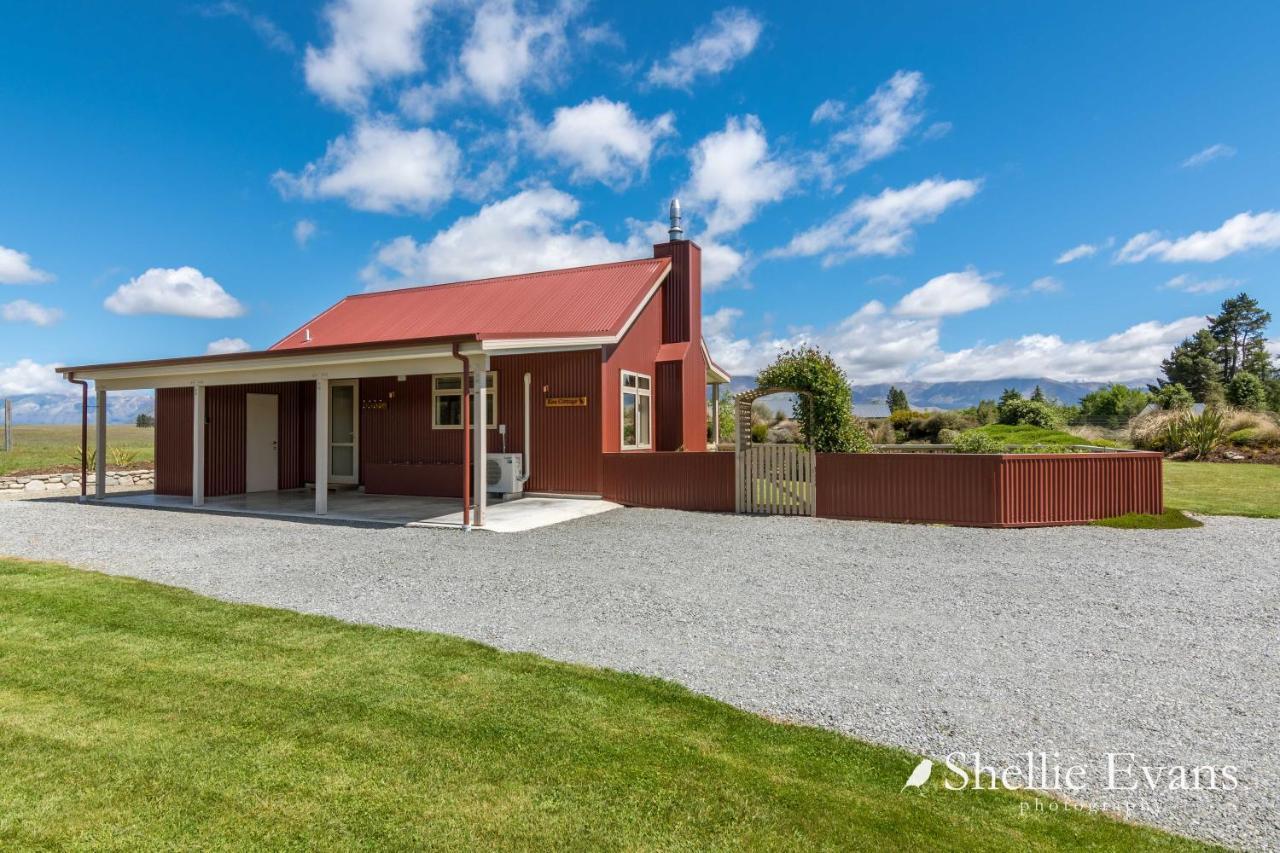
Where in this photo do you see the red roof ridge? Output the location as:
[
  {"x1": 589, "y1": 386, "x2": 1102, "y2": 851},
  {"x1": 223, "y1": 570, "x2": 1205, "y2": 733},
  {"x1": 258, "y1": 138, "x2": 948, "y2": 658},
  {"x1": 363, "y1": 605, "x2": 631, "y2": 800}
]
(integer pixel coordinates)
[{"x1": 344, "y1": 256, "x2": 670, "y2": 300}]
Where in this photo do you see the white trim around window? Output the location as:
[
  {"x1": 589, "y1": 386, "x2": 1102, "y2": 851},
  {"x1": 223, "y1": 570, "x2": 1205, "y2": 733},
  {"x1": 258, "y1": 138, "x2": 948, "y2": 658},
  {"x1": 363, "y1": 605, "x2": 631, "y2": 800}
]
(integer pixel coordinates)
[
  {"x1": 620, "y1": 370, "x2": 652, "y2": 450},
  {"x1": 432, "y1": 371, "x2": 497, "y2": 429}
]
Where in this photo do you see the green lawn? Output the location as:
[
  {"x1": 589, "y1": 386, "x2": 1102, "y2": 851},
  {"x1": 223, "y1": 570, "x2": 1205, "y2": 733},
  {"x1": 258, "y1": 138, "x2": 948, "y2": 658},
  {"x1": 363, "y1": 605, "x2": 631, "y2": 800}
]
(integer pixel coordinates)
[
  {"x1": 0, "y1": 558, "x2": 1213, "y2": 851},
  {"x1": 1091, "y1": 509, "x2": 1203, "y2": 530},
  {"x1": 0, "y1": 424, "x2": 154, "y2": 476},
  {"x1": 972, "y1": 423, "x2": 1117, "y2": 449},
  {"x1": 1164, "y1": 461, "x2": 1280, "y2": 519}
]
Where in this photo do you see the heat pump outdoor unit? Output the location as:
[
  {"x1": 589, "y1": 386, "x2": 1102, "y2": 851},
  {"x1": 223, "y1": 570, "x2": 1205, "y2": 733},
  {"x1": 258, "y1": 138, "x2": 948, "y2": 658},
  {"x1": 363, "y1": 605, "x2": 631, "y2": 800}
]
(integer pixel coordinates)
[{"x1": 487, "y1": 453, "x2": 524, "y2": 495}]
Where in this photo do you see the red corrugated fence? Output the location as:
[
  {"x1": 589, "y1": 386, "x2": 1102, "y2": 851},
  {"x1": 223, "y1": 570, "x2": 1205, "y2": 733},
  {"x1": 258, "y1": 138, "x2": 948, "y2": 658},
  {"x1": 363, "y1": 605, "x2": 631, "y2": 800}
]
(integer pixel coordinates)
[{"x1": 602, "y1": 452, "x2": 734, "y2": 512}]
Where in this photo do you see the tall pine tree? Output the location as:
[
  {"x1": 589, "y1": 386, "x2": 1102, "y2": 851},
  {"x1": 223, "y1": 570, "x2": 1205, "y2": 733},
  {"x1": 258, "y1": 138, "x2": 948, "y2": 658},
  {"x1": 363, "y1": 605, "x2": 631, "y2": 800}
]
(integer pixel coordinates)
[
  {"x1": 1159, "y1": 292, "x2": 1274, "y2": 401},
  {"x1": 1207, "y1": 293, "x2": 1271, "y2": 381}
]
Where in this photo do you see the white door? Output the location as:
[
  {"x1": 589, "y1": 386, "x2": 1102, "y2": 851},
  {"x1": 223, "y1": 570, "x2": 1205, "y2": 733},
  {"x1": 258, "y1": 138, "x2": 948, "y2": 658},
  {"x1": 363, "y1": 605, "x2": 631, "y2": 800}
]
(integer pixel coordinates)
[
  {"x1": 329, "y1": 380, "x2": 359, "y2": 485},
  {"x1": 246, "y1": 393, "x2": 279, "y2": 493}
]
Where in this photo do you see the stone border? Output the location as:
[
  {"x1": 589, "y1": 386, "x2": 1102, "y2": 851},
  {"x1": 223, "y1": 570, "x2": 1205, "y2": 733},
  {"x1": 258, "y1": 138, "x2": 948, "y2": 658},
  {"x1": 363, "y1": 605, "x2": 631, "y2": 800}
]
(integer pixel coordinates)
[{"x1": 1, "y1": 469, "x2": 155, "y2": 494}]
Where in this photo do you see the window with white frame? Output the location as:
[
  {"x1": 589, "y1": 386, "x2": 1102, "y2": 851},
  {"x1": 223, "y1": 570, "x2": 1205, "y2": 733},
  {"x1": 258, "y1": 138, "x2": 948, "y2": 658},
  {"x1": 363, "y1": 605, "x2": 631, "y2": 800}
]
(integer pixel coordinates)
[
  {"x1": 432, "y1": 372, "x2": 496, "y2": 429},
  {"x1": 620, "y1": 370, "x2": 651, "y2": 450}
]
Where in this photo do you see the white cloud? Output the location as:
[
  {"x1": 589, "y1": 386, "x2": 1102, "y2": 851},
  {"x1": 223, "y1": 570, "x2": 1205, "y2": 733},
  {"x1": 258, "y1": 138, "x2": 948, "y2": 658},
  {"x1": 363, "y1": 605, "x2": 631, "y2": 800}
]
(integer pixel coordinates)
[
  {"x1": 831, "y1": 70, "x2": 928, "y2": 170},
  {"x1": 1162, "y1": 273, "x2": 1240, "y2": 294},
  {"x1": 293, "y1": 219, "x2": 317, "y2": 247},
  {"x1": 534, "y1": 98, "x2": 675, "y2": 188},
  {"x1": 646, "y1": 7, "x2": 763, "y2": 89},
  {"x1": 0, "y1": 245, "x2": 54, "y2": 284},
  {"x1": 811, "y1": 98, "x2": 845, "y2": 123},
  {"x1": 0, "y1": 359, "x2": 68, "y2": 396},
  {"x1": 1029, "y1": 276, "x2": 1063, "y2": 294},
  {"x1": 460, "y1": 0, "x2": 574, "y2": 104},
  {"x1": 683, "y1": 115, "x2": 796, "y2": 236},
  {"x1": 1181, "y1": 143, "x2": 1235, "y2": 169},
  {"x1": 273, "y1": 119, "x2": 460, "y2": 214},
  {"x1": 360, "y1": 187, "x2": 648, "y2": 288},
  {"x1": 703, "y1": 302, "x2": 1207, "y2": 384},
  {"x1": 700, "y1": 239, "x2": 748, "y2": 290},
  {"x1": 1116, "y1": 211, "x2": 1280, "y2": 263},
  {"x1": 206, "y1": 337, "x2": 252, "y2": 354},
  {"x1": 200, "y1": 2, "x2": 296, "y2": 54},
  {"x1": 1056, "y1": 243, "x2": 1098, "y2": 264},
  {"x1": 303, "y1": 0, "x2": 434, "y2": 110},
  {"x1": 894, "y1": 268, "x2": 1001, "y2": 318},
  {"x1": 104, "y1": 267, "x2": 245, "y2": 318},
  {"x1": 771, "y1": 177, "x2": 980, "y2": 266},
  {"x1": 914, "y1": 316, "x2": 1206, "y2": 383},
  {"x1": 1, "y1": 299, "x2": 63, "y2": 326}
]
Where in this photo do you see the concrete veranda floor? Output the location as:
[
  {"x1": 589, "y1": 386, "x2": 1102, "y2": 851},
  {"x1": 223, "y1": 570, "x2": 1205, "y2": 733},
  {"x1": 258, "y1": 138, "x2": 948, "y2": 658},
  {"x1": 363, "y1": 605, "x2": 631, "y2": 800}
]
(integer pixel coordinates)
[{"x1": 99, "y1": 488, "x2": 619, "y2": 532}]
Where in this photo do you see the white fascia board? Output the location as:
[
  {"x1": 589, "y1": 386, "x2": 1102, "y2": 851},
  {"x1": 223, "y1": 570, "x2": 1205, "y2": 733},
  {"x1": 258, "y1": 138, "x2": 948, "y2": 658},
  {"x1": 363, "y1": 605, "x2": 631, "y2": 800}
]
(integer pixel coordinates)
[
  {"x1": 702, "y1": 338, "x2": 733, "y2": 384},
  {"x1": 87, "y1": 345, "x2": 465, "y2": 391}
]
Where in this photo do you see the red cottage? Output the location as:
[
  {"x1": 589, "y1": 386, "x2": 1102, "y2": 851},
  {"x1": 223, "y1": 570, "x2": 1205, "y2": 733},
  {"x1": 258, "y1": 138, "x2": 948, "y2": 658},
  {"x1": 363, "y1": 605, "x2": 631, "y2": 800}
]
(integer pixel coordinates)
[{"x1": 58, "y1": 204, "x2": 731, "y2": 527}]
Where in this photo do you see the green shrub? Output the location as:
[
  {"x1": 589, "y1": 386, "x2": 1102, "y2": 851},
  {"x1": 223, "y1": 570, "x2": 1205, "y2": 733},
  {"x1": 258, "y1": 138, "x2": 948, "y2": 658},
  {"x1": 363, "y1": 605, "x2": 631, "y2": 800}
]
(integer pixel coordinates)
[
  {"x1": 1164, "y1": 408, "x2": 1228, "y2": 460},
  {"x1": 750, "y1": 423, "x2": 768, "y2": 443},
  {"x1": 997, "y1": 399, "x2": 1063, "y2": 429},
  {"x1": 69, "y1": 446, "x2": 97, "y2": 470},
  {"x1": 889, "y1": 409, "x2": 925, "y2": 429},
  {"x1": 108, "y1": 447, "x2": 139, "y2": 468},
  {"x1": 1153, "y1": 383, "x2": 1194, "y2": 410},
  {"x1": 952, "y1": 430, "x2": 1004, "y2": 453},
  {"x1": 1228, "y1": 428, "x2": 1260, "y2": 447},
  {"x1": 1226, "y1": 371, "x2": 1268, "y2": 411},
  {"x1": 757, "y1": 346, "x2": 871, "y2": 452},
  {"x1": 936, "y1": 428, "x2": 960, "y2": 445},
  {"x1": 925, "y1": 411, "x2": 975, "y2": 435},
  {"x1": 1078, "y1": 384, "x2": 1150, "y2": 428},
  {"x1": 974, "y1": 399, "x2": 998, "y2": 424}
]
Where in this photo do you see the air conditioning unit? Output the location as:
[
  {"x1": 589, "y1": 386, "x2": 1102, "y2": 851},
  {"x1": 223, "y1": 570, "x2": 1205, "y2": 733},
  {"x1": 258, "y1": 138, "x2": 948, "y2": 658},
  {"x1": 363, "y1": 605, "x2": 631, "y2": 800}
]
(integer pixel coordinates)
[{"x1": 486, "y1": 453, "x2": 524, "y2": 495}]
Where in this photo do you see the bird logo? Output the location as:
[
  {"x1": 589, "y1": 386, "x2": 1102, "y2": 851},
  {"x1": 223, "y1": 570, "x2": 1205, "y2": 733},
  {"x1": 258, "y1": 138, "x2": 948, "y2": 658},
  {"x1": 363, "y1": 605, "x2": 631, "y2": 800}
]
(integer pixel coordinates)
[{"x1": 901, "y1": 758, "x2": 934, "y2": 792}]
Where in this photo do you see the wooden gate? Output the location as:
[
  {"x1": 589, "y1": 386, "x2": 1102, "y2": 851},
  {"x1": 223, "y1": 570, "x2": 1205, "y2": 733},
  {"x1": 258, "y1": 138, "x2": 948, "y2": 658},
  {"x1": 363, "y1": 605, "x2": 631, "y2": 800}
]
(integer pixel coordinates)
[
  {"x1": 736, "y1": 443, "x2": 816, "y2": 515},
  {"x1": 732, "y1": 386, "x2": 817, "y2": 516}
]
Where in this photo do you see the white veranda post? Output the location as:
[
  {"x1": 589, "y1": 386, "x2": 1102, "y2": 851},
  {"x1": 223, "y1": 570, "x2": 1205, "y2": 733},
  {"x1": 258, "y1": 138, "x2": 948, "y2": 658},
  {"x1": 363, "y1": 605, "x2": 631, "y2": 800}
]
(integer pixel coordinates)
[
  {"x1": 95, "y1": 387, "x2": 107, "y2": 499},
  {"x1": 315, "y1": 377, "x2": 329, "y2": 515}
]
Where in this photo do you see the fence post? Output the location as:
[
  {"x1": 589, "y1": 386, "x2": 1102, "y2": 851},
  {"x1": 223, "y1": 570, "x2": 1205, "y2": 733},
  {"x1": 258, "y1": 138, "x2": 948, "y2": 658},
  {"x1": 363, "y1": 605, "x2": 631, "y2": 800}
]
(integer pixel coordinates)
[{"x1": 2, "y1": 398, "x2": 11, "y2": 452}]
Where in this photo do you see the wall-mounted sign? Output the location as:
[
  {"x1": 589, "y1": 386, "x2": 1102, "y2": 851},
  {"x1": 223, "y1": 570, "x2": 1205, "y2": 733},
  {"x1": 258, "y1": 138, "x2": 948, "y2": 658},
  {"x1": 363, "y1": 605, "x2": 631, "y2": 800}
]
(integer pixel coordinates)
[{"x1": 545, "y1": 396, "x2": 588, "y2": 408}]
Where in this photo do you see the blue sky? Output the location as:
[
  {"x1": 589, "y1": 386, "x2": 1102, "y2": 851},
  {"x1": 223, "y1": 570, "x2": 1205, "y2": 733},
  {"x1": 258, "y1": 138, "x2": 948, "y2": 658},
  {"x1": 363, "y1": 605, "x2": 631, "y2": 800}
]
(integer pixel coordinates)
[{"x1": 2, "y1": 0, "x2": 1278, "y2": 398}]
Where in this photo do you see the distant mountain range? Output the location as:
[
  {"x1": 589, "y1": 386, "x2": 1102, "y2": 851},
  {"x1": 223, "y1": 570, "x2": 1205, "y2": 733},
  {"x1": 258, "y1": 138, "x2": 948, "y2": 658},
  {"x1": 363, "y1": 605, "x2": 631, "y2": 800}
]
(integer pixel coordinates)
[
  {"x1": 726, "y1": 377, "x2": 1149, "y2": 417},
  {"x1": 4, "y1": 393, "x2": 155, "y2": 425},
  {"x1": 5, "y1": 378, "x2": 1149, "y2": 424}
]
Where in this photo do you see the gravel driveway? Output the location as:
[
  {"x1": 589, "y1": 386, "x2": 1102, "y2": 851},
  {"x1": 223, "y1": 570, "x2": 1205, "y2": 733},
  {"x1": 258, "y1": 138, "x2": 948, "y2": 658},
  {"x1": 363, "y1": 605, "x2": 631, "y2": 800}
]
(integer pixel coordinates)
[{"x1": 1, "y1": 497, "x2": 1276, "y2": 850}]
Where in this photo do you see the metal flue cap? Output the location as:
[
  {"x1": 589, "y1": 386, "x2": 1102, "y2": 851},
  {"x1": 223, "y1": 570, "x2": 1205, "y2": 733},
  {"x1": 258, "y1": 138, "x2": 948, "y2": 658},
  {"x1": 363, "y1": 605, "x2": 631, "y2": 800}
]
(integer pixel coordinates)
[{"x1": 668, "y1": 198, "x2": 683, "y2": 241}]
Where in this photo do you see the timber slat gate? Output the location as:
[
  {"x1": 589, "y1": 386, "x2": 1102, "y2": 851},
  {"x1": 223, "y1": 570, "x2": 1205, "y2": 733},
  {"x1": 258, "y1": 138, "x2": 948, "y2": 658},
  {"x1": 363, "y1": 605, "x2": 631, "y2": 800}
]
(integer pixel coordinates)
[
  {"x1": 734, "y1": 386, "x2": 816, "y2": 517},
  {"x1": 735, "y1": 444, "x2": 816, "y2": 516}
]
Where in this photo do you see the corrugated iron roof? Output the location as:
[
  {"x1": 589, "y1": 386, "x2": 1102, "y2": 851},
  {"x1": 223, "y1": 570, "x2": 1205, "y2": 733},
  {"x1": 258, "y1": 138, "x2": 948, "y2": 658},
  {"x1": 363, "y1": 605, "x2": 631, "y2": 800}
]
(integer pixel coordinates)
[{"x1": 270, "y1": 257, "x2": 671, "y2": 351}]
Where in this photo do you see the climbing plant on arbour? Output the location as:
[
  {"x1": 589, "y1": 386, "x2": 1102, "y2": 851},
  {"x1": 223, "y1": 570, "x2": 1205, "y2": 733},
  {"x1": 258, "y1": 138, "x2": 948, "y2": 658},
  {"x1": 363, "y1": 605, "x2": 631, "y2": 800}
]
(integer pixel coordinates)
[{"x1": 756, "y1": 346, "x2": 872, "y2": 453}]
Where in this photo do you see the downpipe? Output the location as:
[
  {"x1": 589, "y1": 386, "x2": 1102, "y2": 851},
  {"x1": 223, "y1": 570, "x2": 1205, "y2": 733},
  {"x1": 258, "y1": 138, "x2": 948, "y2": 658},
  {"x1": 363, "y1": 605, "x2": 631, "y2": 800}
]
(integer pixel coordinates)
[
  {"x1": 65, "y1": 372, "x2": 89, "y2": 502},
  {"x1": 518, "y1": 372, "x2": 532, "y2": 487}
]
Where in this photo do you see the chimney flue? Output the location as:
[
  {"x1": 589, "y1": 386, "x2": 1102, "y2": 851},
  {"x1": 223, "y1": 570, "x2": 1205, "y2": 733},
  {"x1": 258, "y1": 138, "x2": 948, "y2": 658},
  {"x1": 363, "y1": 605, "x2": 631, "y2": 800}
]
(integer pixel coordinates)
[{"x1": 668, "y1": 198, "x2": 683, "y2": 241}]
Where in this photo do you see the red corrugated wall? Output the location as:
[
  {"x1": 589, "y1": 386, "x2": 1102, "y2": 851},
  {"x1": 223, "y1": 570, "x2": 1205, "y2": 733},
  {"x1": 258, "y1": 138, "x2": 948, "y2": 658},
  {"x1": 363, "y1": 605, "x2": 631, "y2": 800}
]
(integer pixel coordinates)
[
  {"x1": 601, "y1": 452, "x2": 734, "y2": 512},
  {"x1": 997, "y1": 453, "x2": 1163, "y2": 525},
  {"x1": 358, "y1": 350, "x2": 603, "y2": 495},
  {"x1": 817, "y1": 453, "x2": 1002, "y2": 525},
  {"x1": 155, "y1": 387, "x2": 193, "y2": 496},
  {"x1": 155, "y1": 382, "x2": 311, "y2": 497},
  {"x1": 816, "y1": 452, "x2": 1163, "y2": 527}
]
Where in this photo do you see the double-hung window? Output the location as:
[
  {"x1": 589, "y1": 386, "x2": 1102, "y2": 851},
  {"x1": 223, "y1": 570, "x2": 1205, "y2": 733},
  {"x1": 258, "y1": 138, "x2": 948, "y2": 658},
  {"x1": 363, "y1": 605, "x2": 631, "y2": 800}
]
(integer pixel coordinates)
[
  {"x1": 432, "y1": 372, "x2": 496, "y2": 429},
  {"x1": 620, "y1": 370, "x2": 651, "y2": 450}
]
